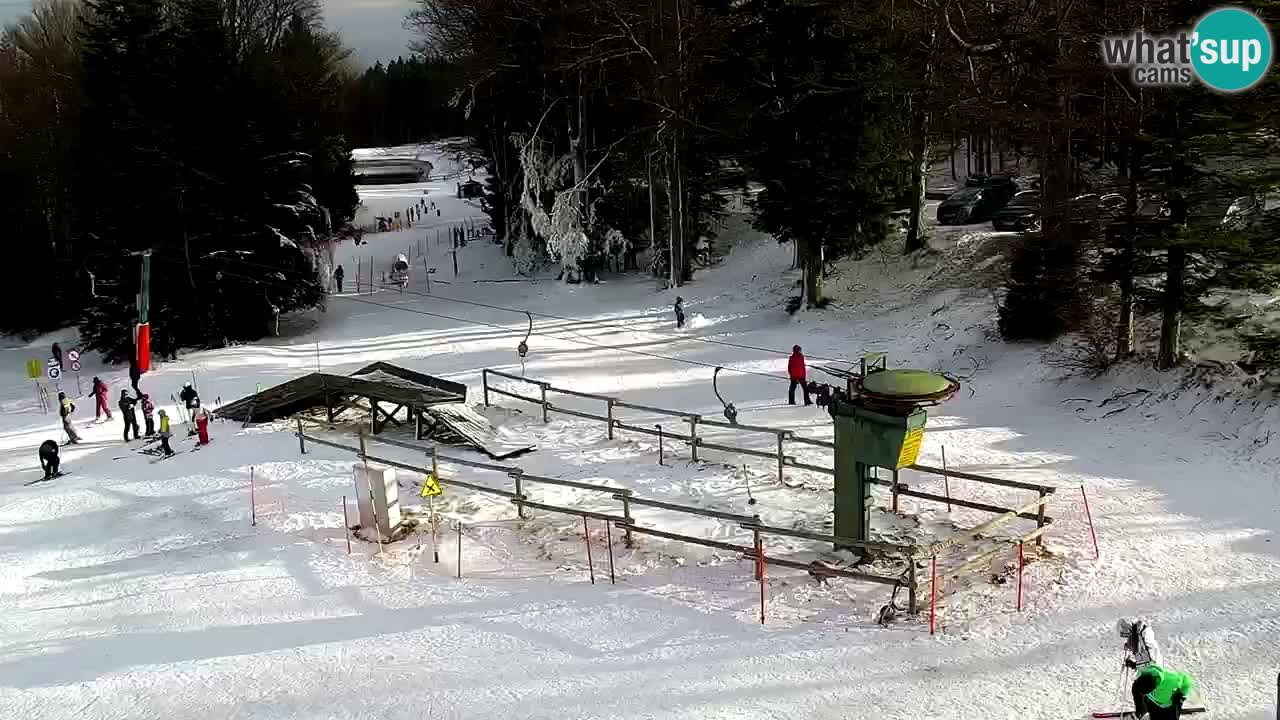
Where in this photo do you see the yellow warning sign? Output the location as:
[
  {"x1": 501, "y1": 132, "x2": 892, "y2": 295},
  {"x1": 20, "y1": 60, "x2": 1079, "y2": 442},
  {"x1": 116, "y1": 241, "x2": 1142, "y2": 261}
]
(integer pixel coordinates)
[
  {"x1": 420, "y1": 473, "x2": 442, "y2": 498},
  {"x1": 25, "y1": 359, "x2": 41, "y2": 379},
  {"x1": 896, "y1": 427, "x2": 925, "y2": 469}
]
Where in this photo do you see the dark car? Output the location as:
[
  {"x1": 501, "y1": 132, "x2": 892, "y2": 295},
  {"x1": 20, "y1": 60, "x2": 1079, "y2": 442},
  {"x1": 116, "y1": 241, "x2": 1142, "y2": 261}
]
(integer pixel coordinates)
[
  {"x1": 937, "y1": 175, "x2": 1019, "y2": 225},
  {"x1": 992, "y1": 190, "x2": 1041, "y2": 231}
]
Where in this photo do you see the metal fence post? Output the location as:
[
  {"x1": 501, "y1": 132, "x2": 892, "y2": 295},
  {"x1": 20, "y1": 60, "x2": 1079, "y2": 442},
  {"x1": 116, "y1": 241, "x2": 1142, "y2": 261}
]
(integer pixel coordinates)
[
  {"x1": 606, "y1": 399, "x2": 615, "y2": 440},
  {"x1": 482, "y1": 369, "x2": 490, "y2": 407},
  {"x1": 907, "y1": 551, "x2": 919, "y2": 614},
  {"x1": 1036, "y1": 490, "x2": 1048, "y2": 547},
  {"x1": 656, "y1": 425, "x2": 664, "y2": 466},
  {"x1": 540, "y1": 383, "x2": 549, "y2": 423},
  {"x1": 297, "y1": 418, "x2": 306, "y2": 454},
  {"x1": 688, "y1": 416, "x2": 699, "y2": 463}
]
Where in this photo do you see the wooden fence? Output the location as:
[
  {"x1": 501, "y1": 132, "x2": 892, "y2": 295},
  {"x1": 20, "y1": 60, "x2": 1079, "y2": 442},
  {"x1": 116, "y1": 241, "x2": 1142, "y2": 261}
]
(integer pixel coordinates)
[{"x1": 294, "y1": 423, "x2": 922, "y2": 612}]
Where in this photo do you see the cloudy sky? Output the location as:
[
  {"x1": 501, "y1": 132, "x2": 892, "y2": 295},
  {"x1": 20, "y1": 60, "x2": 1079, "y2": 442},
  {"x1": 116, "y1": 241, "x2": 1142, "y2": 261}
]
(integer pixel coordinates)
[{"x1": 0, "y1": 0, "x2": 416, "y2": 67}]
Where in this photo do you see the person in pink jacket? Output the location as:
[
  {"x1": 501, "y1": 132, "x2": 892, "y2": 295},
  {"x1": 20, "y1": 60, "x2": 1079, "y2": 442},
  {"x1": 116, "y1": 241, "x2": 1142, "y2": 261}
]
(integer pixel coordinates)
[{"x1": 91, "y1": 377, "x2": 113, "y2": 421}]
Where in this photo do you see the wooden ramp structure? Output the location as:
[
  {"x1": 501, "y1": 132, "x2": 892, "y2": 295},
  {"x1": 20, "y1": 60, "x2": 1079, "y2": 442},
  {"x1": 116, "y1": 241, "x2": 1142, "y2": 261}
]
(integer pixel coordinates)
[{"x1": 215, "y1": 362, "x2": 533, "y2": 459}]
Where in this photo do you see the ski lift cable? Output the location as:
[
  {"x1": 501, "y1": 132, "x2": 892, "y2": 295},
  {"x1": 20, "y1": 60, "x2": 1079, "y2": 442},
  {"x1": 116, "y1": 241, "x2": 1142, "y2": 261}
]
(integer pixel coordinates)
[
  {"x1": 188, "y1": 250, "x2": 858, "y2": 365},
  {"x1": 150, "y1": 256, "x2": 787, "y2": 382}
]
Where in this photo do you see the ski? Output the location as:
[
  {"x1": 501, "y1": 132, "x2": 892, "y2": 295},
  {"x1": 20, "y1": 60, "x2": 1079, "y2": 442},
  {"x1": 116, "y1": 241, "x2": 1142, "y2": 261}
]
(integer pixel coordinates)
[
  {"x1": 24, "y1": 472, "x2": 67, "y2": 486},
  {"x1": 1093, "y1": 707, "x2": 1206, "y2": 718}
]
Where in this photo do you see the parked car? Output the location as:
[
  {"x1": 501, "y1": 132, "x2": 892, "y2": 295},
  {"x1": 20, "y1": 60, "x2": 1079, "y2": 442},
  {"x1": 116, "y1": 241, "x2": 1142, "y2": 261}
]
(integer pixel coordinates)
[
  {"x1": 992, "y1": 191, "x2": 1041, "y2": 231},
  {"x1": 937, "y1": 175, "x2": 1018, "y2": 224}
]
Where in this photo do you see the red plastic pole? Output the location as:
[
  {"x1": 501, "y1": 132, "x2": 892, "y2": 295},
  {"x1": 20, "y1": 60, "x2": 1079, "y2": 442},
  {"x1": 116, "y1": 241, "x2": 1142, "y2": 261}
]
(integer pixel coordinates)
[
  {"x1": 583, "y1": 516, "x2": 595, "y2": 585},
  {"x1": 250, "y1": 466, "x2": 256, "y2": 527},
  {"x1": 754, "y1": 529, "x2": 766, "y2": 625},
  {"x1": 1080, "y1": 484, "x2": 1100, "y2": 559},
  {"x1": 342, "y1": 495, "x2": 351, "y2": 554},
  {"x1": 1016, "y1": 541, "x2": 1025, "y2": 612},
  {"x1": 929, "y1": 555, "x2": 938, "y2": 635}
]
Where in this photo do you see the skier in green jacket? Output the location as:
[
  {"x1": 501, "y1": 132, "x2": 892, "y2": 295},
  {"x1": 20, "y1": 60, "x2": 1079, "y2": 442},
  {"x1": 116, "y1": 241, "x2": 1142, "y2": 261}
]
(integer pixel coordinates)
[{"x1": 1132, "y1": 664, "x2": 1195, "y2": 720}]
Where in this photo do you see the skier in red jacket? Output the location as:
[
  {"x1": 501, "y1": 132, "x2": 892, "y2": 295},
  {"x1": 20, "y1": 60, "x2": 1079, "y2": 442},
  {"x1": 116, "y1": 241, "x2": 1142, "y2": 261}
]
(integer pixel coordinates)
[
  {"x1": 91, "y1": 377, "x2": 113, "y2": 421},
  {"x1": 788, "y1": 345, "x2": 811, "y2": 406}
]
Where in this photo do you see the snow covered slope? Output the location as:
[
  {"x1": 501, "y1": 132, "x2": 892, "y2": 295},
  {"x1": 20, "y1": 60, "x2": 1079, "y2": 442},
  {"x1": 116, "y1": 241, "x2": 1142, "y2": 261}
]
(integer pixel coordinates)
[{"x1": 2, "y1": 149, "x2": 1279, "y2": 719}]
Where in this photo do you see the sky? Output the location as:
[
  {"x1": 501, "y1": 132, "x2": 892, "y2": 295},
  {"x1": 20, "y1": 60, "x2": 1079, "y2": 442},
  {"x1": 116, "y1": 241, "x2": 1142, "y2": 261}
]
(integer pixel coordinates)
[{"x1": 0, "y1": 0, "x2": 416, "y2": 67}]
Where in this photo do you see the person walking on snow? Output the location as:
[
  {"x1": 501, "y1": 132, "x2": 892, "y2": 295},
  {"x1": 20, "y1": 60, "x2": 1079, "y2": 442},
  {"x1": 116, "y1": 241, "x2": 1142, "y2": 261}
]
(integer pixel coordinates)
[
  {"x1": 58, "y1": 392, "x2": 80, "y2": 444},
  {"x1": 128, "y1": 356, "x2": 142, "y2": 395},
  {"x1": 39, "y1": 439, "x2": 61, "y2": 479},
  {"x1": 179, "y1": 382, "x2": 200, "y2": 435},
  {"x1": 157, "y1": 410, "x2": 175, "y2": 457},
  {"x1": 334, "y1": 264, "x2": 344, "y2": 294},
  {"x1": 674, "y1": 297, "x2": 686, "y2": 329},
  {"x1": 141, "y1": 393, "x2": 156, "y2": 437},
  {"x1": 91, "y1": 377, "x2": 112, "y2": 421},
  {"x1": 119, "y1": 390, "x2": 141, "y2": 442},
  {"x1": 788, "y1": 345, "x2": 811, "y2": 406},
  {"x1": 1132, "y1": 664, "x2": 1195, "y2": 720},
  {"x1": 1118, "y1": 619, "x2": 1161, "y2": 671}
]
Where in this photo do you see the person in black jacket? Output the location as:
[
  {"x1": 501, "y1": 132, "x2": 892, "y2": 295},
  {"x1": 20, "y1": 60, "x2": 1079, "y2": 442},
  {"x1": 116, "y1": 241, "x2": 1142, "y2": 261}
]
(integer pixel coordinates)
[
  {"x1": 334, "y1": 265, "x2": 344, "y2": 293},
  {"x1": 128, "y1": 356, "x2": 142, "y2": 395},
  {"x1": 52, "y1": 342, "x2": 63, "y2": 369},
  {"x1": 39, "y1": 440, "x2": 61, "y2": 479},
  {"x1": 119, "y1": 390, "x2": 141, "y2": 442}
]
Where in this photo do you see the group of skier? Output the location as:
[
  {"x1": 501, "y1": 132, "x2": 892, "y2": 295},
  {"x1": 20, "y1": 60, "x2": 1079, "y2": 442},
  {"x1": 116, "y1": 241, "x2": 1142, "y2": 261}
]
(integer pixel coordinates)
[
  {"x1": 43, "y1": 374, "x2": 205, "y2": 480},
  {"x1": 1115, "y1": 618, "x2": 1198, "y2": 720}
]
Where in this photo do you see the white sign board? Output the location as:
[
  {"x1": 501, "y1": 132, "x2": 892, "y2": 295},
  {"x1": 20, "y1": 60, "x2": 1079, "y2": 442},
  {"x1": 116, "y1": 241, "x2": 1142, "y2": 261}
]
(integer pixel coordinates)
[
  {"x1": 48, "y1": 366, "x2": 61, "y2": 380},
  {"x1": 67, "y1": 350, "x2": 80, "y2": 362},
  {"x1": 70, "y1": 360, "x2": 82, "y2": 372}
]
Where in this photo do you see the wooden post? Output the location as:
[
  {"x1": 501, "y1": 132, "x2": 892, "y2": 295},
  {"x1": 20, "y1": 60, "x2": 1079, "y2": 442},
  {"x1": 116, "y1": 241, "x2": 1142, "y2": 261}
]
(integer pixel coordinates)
[
  {"x1": 342, "y1": 495, "x2": 351, "y2": 554},
  {"x1": 430, "y1": 495, "x2": 439, "y2": 563},
  {"x1": 605, "y1": 520, "x2": 616, "y2": 584},
  {"x1": 907, "y1": 554, "x2": 918, "y2": 614},
  {"x1": 942, "y1": 444, "x2": 952, "y2": 511},
  {"x1": 482, "y1": 369, "x2": 490, "y2": 407},
  {"x1": 297, "y1": 418, "x2": 306, "y2": 454},
  {"x1": 606, "y1": 400, "x2": 614, "y2": 439},
  {"x1": 514, "y1": 473, "x2": 526, "y2": 519},
  {"x1": 358, "y1": 429, "x2": 383, "y2": 555},
  {"x1": 583, "y1": 516, "x2": 595, "y2": 585},
  {"x1": 369, "y1": 255, "x2": 373, "y2": 292},
  {"x1": 414, "y1": 409, "x2": 422, "y2": 441},
  {"x1": 250, "y1": 466, "x2": 256, "y2": 526},
  {"x1": 891, "y1": 469, "x2": 900, "y2": 513},
  {"x1": 456, "y1": 521, "x2": 462, "y2": 578},
  {"x1": 688, "y1": 416, "x2": 699, "y2": 463},
  {"x1": 1080, "y1": 484, "x2": 1100, "y2": 559},
  {"x1": 754, "y1": 529, "x2": 765, "y2": 625},
  {"x1": 451, "y1": 250, "x2": 458, "y2": 277},
  {"x1": 1035, "y1": 489, "x2": 1048, "y2": 547},
  {"x1": 357, "y1": 256, "x2": 361, "y2": 294},
  {"x1": 1016, "y1": 541, "x2": 1025, "y2": 611},
  {"x1": 621, "y1": 496, "x2": 634, "y2": 548},
  {"x1": 656, "y1": 425, "x2": 664, "y2": 466},
  {"x1": 775, "y1": 432, "x2": 786, "y2": 484},
  {"x1": 929, "y1": 555, "x2": 938, "y2": 635},
  {"x1": 540, "y1": 383, "x2": 548, "y2": 423}
]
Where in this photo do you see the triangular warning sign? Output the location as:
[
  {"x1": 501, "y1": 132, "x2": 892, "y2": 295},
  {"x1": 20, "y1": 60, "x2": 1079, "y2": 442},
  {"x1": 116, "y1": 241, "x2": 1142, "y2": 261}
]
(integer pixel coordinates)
[{"x1": 420, "y1": 473, "x2": 442, "y2": 498}]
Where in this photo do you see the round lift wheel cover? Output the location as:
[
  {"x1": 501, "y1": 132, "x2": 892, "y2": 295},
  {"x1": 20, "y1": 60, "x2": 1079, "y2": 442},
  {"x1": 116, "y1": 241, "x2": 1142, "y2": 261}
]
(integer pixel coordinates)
[{"x1": 859, "y1": 369, "x2": 958, "y2": 403}]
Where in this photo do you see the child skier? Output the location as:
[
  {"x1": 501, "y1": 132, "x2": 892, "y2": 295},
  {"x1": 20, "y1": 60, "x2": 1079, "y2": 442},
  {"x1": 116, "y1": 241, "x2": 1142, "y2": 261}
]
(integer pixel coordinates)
[
  {"x1": 39, "y1": 439, "x2": 61, "y2": 479},
  {"x1": 91, "y1": 377, "x2": 112, "y2": 421},
  {"x1": 157, "y1": 410, "x2": 175, "y2": 457},
  {"x1": 58, "y1": 392, "x2": 80, "y2": 444},
  {"x1": 119, "y1": 389, "x2": 141, "y2": 442},
  {"x1": 1117, "y1": 618, "x2": 1162, "y2": 670},
  {"x1": 1132, "y1": 664, "x2": 1195, "y2": 720},
  {"x1": 141, "y1": 393, "x2": 156, "y2": 436}
]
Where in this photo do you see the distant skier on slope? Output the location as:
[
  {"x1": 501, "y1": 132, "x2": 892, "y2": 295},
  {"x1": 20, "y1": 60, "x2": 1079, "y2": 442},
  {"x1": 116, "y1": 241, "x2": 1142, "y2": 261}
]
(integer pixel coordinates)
[
  {"x1": 1132, "y1": 664, "x2": 1195, "y2": 720},
  {"x1": 179, "y1": 382, "x2": 200, "y2": 435},
  {"x1": 674, "y1": 297, "x2": 686, "y2": 329},
  {"x1": 788, "y1": 345, "x2": 811, "y2": 406},
  {"x1": 39, "y1": 439, "x2": 61, "y2": 479},
  {"x1": 1118, "y1": 618, "x2": 1162, "y2": 670},
  {"x1": 128, "y1": 355, "x2": 142, "y2": 395},
  {"x1": 52, "y1": 342, "x2": 63, "y2": 369},
  {"x1": 91, "y1": 377, "x2": 112, "y2": 421},
  {"x1": 334, "y1": 264, "x2": 344, "y2": 294},
  {"x1": 119, "y1": 390, "x2": 141, "y2": 442},
  {"x1": 58, "y1": 392, "x2": 80, "y2": 444}
]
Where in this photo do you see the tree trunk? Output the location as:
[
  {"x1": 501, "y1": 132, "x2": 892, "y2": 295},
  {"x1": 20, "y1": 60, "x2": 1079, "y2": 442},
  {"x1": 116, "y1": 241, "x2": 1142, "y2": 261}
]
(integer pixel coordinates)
[
  {"x1": 904, "y1": 95, "x2": 929, "y2": 254},
  {"x1": 1158, "y1": 244, "x2": 1185, "y2": 369},
  {"x1": 647, "y1": 152, "x2": 657, "y2": 275},
  {"x1": 802, "y1": 238, "x2": 824, "y2": 308},
  {"x1": 1115, "y1": 140, "x2": 1141, "y2": 359}
]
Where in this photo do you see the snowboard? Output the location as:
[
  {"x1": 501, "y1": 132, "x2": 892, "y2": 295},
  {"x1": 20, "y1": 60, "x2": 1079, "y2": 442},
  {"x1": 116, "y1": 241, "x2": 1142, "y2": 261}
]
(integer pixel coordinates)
[
  {"x1": 1093, "y1": 708, "x2": 1206, "y2": 718},
  {"x1": 24, "y1": 471, "x2": 67, "y2": 486}
]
